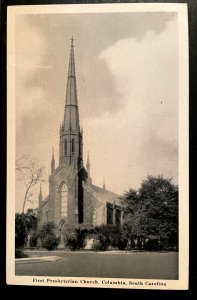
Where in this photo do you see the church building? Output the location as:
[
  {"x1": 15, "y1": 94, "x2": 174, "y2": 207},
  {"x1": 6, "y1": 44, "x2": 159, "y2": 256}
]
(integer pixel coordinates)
[{"x1": 38, "y1": 38, "x2": 124, "y2": 237}]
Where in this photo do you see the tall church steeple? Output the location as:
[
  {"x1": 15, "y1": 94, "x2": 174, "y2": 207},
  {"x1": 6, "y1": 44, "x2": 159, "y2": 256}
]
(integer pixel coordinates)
[{"x1": 59, "y1": 37, "x2": 83, "y2": 168}]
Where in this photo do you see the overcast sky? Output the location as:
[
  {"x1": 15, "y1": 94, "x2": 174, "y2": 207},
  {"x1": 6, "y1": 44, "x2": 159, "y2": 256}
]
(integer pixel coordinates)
[{"x1": 15, "y1": 12, "x2": 178, "y2": 212}]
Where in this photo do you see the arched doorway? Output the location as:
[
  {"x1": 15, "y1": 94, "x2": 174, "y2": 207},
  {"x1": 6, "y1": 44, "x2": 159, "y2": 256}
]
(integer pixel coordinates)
[{"x1": 58, "y1": 219, "x2": 66, "y2": 248}]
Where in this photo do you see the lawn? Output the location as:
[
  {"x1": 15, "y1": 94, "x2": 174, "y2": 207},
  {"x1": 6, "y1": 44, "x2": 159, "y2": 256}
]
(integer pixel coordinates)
[{"x1": 15, "y1": 250, "x2": 178, "y2": 279}]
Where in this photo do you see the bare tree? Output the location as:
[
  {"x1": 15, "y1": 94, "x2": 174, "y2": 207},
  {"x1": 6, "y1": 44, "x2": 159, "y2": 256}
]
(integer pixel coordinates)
[{"x1": 16, "y1": 156, "x2": 45, "y2": 213}]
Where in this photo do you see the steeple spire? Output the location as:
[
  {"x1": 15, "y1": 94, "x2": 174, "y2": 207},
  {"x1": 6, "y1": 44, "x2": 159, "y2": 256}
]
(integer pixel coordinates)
[
  {"x1": 59, "y1": 37, "x2": 82, "y2": 168},
  {"x1": 64, "y1": 36, "x2": 79, "y2": 131},
  {"x1": 86, "y1": 152, "x2": 90, "y2": 178},
  {"x1": 103, "y1": 177, "x2": 106, "y2": 190},
  {"x1": 51, "y1": 147, "x2": 55, "y2": 174},
  {"x1": 39, "y1": 183, "x2": 43, "y2": 204}
]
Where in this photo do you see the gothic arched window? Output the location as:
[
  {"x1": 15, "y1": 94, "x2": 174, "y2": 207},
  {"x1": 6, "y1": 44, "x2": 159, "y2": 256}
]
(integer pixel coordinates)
[
  {"x1": 60, "y1": 183, "x2": 68, "y2": 218},
  {"x1": 64, "y1": 139, "x2": 67, "y2": 156},
  {"x1": 71, "y1": 138, "x2": 75, "y2": 154}
]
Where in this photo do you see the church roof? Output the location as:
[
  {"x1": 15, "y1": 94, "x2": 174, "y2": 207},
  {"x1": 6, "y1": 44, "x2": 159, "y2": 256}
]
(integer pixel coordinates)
[
  {"x1": 41, "y1": 195, "x2": 49, "y2": 208},
  {"x1": 91, "y1": 184, "x2": 122, "y2": 206}
]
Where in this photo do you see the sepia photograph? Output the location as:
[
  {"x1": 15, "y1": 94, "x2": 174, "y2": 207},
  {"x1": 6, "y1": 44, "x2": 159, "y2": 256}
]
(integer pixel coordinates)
[{"x1": 7, "y1": 3, "x2": 189, "y2": 290}]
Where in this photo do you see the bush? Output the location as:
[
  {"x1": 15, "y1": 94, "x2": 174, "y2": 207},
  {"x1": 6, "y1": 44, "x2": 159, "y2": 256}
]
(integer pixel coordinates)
[
  {"x1": 41, "y1": 234, "x2": 59, "y2": 251},
  {"x1": 15, "y1": 249, "x2": 28, "y2": 258},
  {"x1": 65, "y1": 236, "x2": 79, "y2": 251},
  {"x1": 29, "y1": 231, "x2": 38, "y2": 248},
  {"x1": 15, "y1": 213, "x2": 27, "y2": 249},
  {"x1": 145, "y1": 239, "x2": 160, "y2": 251},
  {"x1": 117, "y1": 238, "x2": 128, "y2": 250},
  {"x1": 38, "y1": 222, "x2": 56, "y2": 238},
  {"x1": 91, "y1": 234, "x2": 110, "y2": 251},
  {"x1": 91, "y1": 240, "x2": 102, "y2": 251}
]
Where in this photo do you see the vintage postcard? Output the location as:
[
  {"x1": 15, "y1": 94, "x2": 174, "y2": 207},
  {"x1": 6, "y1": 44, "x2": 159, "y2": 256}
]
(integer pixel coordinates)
[{"x1": 7, "y1": 3, "x2": 189, "y2": 290}]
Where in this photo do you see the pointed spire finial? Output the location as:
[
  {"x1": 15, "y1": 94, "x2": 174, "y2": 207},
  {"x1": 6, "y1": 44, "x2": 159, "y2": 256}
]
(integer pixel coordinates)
[
  {"x1": 103, "y1": 177, "x2": 106, "y2": 190},
  {"x1": 71, "y1": 36, "x2": 74, "y2": 48},
  {"x1": 39, "y1": 183, "x2": 43, "y2": 200},
  {"x1": 51, "y1": 147, "x2": 55, "y2": 174}
]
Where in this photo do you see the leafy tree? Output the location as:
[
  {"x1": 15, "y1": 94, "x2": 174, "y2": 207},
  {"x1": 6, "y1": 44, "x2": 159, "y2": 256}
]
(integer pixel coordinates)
[{"x1": 121, "y1": 175, "x2": 178, "y2": 250}]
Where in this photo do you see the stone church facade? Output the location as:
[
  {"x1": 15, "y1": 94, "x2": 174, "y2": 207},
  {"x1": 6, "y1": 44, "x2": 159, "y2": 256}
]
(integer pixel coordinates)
[{"x1": 38, "y1": 38, "x2": 124, "y2": 238}]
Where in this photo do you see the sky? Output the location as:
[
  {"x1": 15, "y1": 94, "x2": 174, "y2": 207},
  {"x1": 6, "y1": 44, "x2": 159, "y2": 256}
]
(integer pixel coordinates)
[{"x1": 15, "y1": 12, "x2": 178, "y2": 212}]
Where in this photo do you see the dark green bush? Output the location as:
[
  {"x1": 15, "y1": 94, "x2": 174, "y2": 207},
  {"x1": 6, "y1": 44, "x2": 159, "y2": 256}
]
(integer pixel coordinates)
[
  {"x1": 145, "y1": 239, "x2": 160, "y2": 251},
  {"x1": 91, "y1": 234, "x2": 110, "y2": 251},
  {"x1": 117, "y1": 238, "x2": 127, "y2": 250},
  {"x1": 15, "y1": 213, "x2": 27, "y2": 249},
  {"x1": 29, "y1": 231, "x2": 39, "y2": 248},
  {"x1": 15, "y1": 249, "x2": 28, "y2": 258},
  {"x1": 41, "y1": 234, "x2": 59, "y2": 250},
  {"x1": 65, "y1": 236, "x2": 79, "y2": 251},
  {"x1": 91, "y1": 240, "x2": 102, "y2": 251}
]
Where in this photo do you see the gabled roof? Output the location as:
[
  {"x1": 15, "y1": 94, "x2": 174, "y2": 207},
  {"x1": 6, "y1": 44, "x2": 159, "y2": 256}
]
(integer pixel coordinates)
[{"x1": 91, "y1": 184, "x2": 121, "y2": 206}]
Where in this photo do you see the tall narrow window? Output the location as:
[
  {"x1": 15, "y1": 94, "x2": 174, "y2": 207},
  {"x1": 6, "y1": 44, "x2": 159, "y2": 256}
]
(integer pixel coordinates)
[
  {"x1": 60, "y1": 183, "x2": 68, "y2": 218},
  {"x1": 64, "y1": 139, "x2": 67, "y2": 156},
  {"x1": 71, "y1": 138, "x2": 75, "y2": 154},
  {"x1": 107, "y1": 203, "x2": 113, "y2": 225}
]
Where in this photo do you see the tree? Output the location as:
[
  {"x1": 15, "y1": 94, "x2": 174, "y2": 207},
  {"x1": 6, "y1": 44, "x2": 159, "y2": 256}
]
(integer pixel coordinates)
[
  {"x1": 16, "y1": 156, "x2": 45, "y2": 213},
  {"x1": 121, "y1": 175, "x2": 178, "y2": 250}
]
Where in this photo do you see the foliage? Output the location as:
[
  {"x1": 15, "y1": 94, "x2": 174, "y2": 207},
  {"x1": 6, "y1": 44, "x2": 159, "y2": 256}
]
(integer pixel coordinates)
[
  {"x1": 15, "y1": 213, "x2": 27, "y2": 249},
  {"x1": 64, "y1": 228, "x2": 87, "y2": 250},
  {"x1": 38, "y1": 222, "x2": 59, "y2": 250},
  {"x1": 41, "y1": 234, "x2": 59, "y2": 251},
  {"x1": 15, "y1": 249, "x2": 28, "y2": 258},
  {"x1": 121, "y1": 175, "x2": 178, "y2": 250},
  {"x1": 91, "y1": 236, "x2": 110, "y2": 251},
  {"x1": 15, "y1": 211, "x2": 38, "y2": 249},
  {"x1": 24, "y1": 211, "x2": 37, "y2": 232},
  {"x1": 91, "y1": 240, "x2": 103, "y2": 251},
  {"x1": 65, "y1": 235, "x2": 79, "y2": 251},
  {"x1": 94, "y1": 224, "x2": 121, "y2": 248},
  {"x1": 38, "y1": 222, "x2": 56, "y2": 239},
  {"x1": 29, "y1": 231, "x2": 39, "y2": 248},
  {"x1": 64, "y1": 225, "x2": 119, "y2": 251},
  {"x1": 117, "y1": 238, "x2": 128, "y2": 250}
]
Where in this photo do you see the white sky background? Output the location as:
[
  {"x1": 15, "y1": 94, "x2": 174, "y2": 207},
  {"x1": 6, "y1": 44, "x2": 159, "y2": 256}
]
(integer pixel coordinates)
[{"x1": 15, "y1": 12, "x2": 178, "y2": 212}]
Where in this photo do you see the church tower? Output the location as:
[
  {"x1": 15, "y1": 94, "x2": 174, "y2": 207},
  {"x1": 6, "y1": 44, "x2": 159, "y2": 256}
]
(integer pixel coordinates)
[{"x1": 48, "y1": 37, "x2": 87, "y2": 231}]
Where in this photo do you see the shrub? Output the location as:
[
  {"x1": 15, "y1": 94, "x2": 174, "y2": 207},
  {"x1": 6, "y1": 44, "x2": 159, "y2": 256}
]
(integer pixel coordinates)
[
  {"x1": 91, "y1": 234, "x2": 110, "y2": 251},
  {"x1": 15, "y1": 213, "x2": 27, "y2": 249},
  {"x1": 91, "y1": 240, "x2": 102, "y2": 251},
  {"x1": 38, "y1": 222, "x2": 56, "y2": 239},
  {"x1": 65, "y1": 236, "x2": 79, "y2": 251},
  {"x1": 117, "y1": 238, "x2": 127, "y2": 250},
  {"x1": 29, "y1": 231, "x2": 38, "y2": 248},
  {"x1": 145, "y1": 239, "x2": 160, "y2": 251},
  {"x1": 41, "y1": 234, "x2": 59, "y2": 251},
  {"x1": 15, "y1": 249, "x2": 28, "y2": 258}
]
